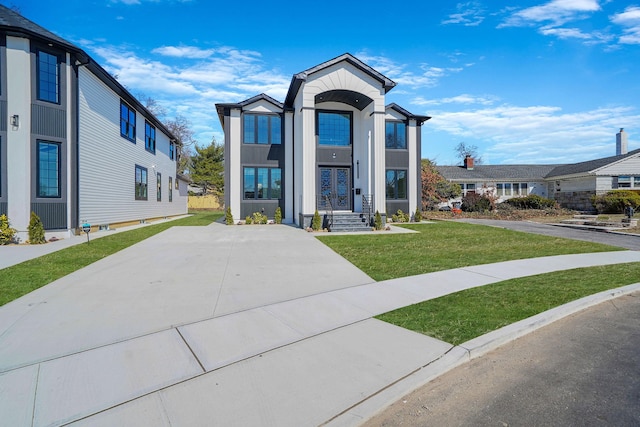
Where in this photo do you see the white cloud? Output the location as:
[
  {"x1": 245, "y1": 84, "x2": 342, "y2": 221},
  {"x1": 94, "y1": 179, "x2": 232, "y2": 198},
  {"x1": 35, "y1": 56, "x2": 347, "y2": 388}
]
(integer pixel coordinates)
[
  {"x1": 442, "y1": 2, "x2": 485, "y2": 26},
  {"x1": 502, "y1": 0, "x2": 601, "y2": 27},
  {"x1": 611, "y1": 6, "x2": 640, "y2": 44},
  {"x1": 412, "y1": 94, "x2": 499, "y2": 106},
  {"x1": 152, "y1": 45, "x2": 217, "y2": 59}
]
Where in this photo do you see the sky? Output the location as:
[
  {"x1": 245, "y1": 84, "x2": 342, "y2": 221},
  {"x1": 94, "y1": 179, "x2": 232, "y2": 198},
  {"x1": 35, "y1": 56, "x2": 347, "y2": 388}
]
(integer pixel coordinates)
[{"x1": 7, "y1": 0, "x2": 640, "y2": 165}]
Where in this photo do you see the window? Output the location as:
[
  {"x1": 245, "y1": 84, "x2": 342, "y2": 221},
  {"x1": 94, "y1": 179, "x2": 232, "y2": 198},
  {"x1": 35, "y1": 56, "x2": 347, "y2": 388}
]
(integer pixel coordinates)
[
  {"x1": 145, "y1": 121, "x2": 156, "y2": 153},
  {"x1": 170, "y1": 141, "x2": 175, "y2": 160},
  {"x1": 157, "y1": 172, "x2": 162, "y2": 201},
  {"x1": 463, "y1": 183, "x2": 476, "y2": 195},
  {"x1": 635, "y1": 177, "x2": 640, "y2": 187},
  {"x1": 169, "y1": 177, "x2": 173, "y2": 202},
  {"x1": 385, "y1": 121, "x2": 406, "y2": 149},
  {"x1": 497, "y1": 182, "x2": 528, "y2": 196},
  {"x1": 243, "y1": 167, "x2": 282, "y2": 199},
  {"x1": 37, "y1": 141, "x2": 61, "y2": 198},
  {"x1": 135, "y1": 165, "x2": 148, "y2": 200},
  {"x1": 618, "y1": 176, "x2": 631, "y2": 188},
  {"x1": 121, "y1": 101, "x2": 136, "y2": 142},
  {"x1": 317, "y1": 111, "x2": 351, "y2": 146},
  {"x1": 243, "y1": 113, "x2": 281, "y2": 144},
  {"x1": 386, "y1": 169, "x2": 407, "y2": 199},
  {"x1": 37, "y1": 50, "x2": 59, "y2": 103}
]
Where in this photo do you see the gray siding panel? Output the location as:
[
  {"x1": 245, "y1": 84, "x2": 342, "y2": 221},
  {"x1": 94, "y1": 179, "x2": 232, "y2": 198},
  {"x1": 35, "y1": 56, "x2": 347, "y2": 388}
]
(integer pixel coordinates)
[
  {"x1": 0, "y1": 202, "x2": 6, "y2": 216},
  {"x1": 386, "y1": 200, "x2": 409, "y2": 216},
  {"x1": 0, "y1": 101, "x2": 6, "y2": 132},
  {"x1": 241, "y1": 144, "x2": 284, "y2": 165},
  {"x1": 31, "y1": 104, "x2": 67, "y2": 138},
  {"x1": 32, "y1": 202, "x2": 67, "y2": 229},
  {"x1": 241, "y1": 200, "x2": 280, "y2": 219},
  {"x1": 385, "y1": 149, "x2": 409, "y2": 169}
]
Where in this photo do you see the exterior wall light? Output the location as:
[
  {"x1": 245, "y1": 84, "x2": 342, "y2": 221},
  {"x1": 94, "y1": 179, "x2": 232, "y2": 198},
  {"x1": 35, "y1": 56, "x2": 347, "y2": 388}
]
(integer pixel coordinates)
[{"x1": 11, "y1": 115, "x2": 19, "y2": 128}]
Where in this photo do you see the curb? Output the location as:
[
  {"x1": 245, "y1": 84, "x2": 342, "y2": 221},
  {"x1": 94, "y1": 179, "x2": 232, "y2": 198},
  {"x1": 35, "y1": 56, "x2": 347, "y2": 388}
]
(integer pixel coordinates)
[{"x1": 327, "y1": 282, "x2": 640, "y2": 427}]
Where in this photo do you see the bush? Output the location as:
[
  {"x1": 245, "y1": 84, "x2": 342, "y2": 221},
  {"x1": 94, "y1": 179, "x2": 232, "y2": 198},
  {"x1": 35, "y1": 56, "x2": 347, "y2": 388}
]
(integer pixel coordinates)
[
  {"x1": 0, "y1": 214, "x2": 17, "y2": 245},
  {"x1": 245, "y1": 215, "x2": 253, "y2": 224},
  {"x1": 414, "y1": 209, "x2": 423, "y2": 222},
  {"x1": 505, "y1": 194, "x2": 556, "y2": 209},
  {"x1": 461, "y1": 193, "x2": 492, "y2": 212},
  {"x1": 252, "y1": 212, "x2": 268, "y2": 224},
  {"x1": 225, "y1": 207, "x2": 234, "y2": 225},
  {"x1": 28, "y1": 212, "x2": 46, "y2": 244},
  {"x1": 592, "y1": 190, "x2": 640, "y2": 214},
  {"x1": 274, "y1": 207, "x2": 282, "y2": 224},
  {"x1": 311, "y1": 210, "x2": 322, "y2": 231},
  {"x1": 374, "y1": 210, "x2": 383, "y2": 230},
  {"x1": 391, "y1": 209, "x2": 410, "y2": 223}
]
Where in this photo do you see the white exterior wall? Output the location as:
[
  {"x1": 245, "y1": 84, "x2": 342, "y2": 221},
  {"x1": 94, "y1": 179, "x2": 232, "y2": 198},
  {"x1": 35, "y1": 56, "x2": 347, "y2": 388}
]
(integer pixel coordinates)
[
  {"x1": 596, "y1": 176, "x2": 613, "y2": 192},
  {"x1": 5, "y1": 36, "x2": 32, "y2": 239},
  {"x1": 284, "y1": 110, "x2": 294, "y2": 223},
  {"x1": 557, "y1": 175, "x2": 597, "y2": 192},
  {"x1": 77, "y1": 67, "x2": 184, "y2": 226},
  {"x1": 407, "y1": 119, "x2": 418, "y2": 215},
  {"x1": 226, "y1": 109, "x2": 241, "y2": 221},
  {"x1": 596, "y1": 154, "x2": 640, "y2": 176}
]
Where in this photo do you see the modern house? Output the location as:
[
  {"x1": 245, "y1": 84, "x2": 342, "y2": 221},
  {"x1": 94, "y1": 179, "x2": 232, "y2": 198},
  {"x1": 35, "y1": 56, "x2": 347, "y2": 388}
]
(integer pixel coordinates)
[
  {"x1": 0, "y1": 6, "x2": 188, "y2": 242},
  {"x1": 216, "y1": 53, "x2": 430, "y2": 228},
  {"x1": 437, "y1": 129, "x2": 640, "y2": 211}
]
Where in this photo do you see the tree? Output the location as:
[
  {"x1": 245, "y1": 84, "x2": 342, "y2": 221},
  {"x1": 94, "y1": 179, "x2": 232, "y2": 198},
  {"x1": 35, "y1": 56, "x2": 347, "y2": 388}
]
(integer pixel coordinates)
[
  {"x1": 454, "y1": 142, "x2": 482, "y2": 165},
  {"x1": 421, "y1": 159, "x2": 461, "y2": 210},
  {"x1": 165, "y1": 115, "x2": 197, "y2": 174},
  {"x1": 189, "y1": 141, "x2": 224, "y2": 196}
]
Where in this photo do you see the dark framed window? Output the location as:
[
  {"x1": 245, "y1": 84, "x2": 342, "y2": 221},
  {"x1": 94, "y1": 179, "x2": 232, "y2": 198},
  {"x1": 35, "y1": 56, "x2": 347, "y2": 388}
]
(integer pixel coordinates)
[
  {"x1": 37, "y1": 50, "x2": 59, "y2": 103},
  {"x1": 243, "y1": 113, "x2": 282, "y2": 144},
  {"x1": 170, "y1": 141, "x2": 175, "y2": 160},
  {"x1": 386, "y1": 169, "x2": 407, "y2": 200},
  {"x1": 157, "y1": 172, "x2": 162, "y2": 201},
  {"x1": 243, "y1": 167, "x2": 281, "y2": 199},
  {"x1": 37, "y1": 141, "x2": 61, "y2": 198},
  {"x1": 317, "y1": 111, "x2": 351, "y2": 146},
  {"x1": 121, "y1": 101, "x2": 136, "y2": 142},
  {"x1": 145, "y1": 121, "x2": 156, "y2": 153},
  {"x1": 135, "y1": 165, "x2": 148, "y2": 200},
  {"x1": 169, "y1": 177, "x2": 173, "y2": 202},
  {"x1": 385, "y1": 121, "x2": 406, "y2": 149}
]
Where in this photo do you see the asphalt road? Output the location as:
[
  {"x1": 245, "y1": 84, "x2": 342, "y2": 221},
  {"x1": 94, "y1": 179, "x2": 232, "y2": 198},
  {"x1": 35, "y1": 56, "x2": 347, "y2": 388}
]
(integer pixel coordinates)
[
  {"x1": 455, "y1": 219, "x2": 640, "y2": 250},
  {"x1": 365, "y1": 291, "x2": 640, "y2": 427}
]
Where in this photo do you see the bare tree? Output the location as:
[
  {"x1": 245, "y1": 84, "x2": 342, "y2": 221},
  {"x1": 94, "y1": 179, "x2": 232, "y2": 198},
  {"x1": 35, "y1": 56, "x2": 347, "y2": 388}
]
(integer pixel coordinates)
[{"x1": 454, "y1": 142, "x2": 483, "y2": 165}]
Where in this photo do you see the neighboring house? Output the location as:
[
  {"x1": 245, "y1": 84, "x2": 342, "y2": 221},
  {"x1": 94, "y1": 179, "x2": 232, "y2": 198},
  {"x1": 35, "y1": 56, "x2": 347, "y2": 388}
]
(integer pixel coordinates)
[
  {"x1": 216, "y1": 53, "x2": 429, "y2": 228},
  {"x1": 0, "y1": 6, "x2": 188, "y2": 241},
  {"x1": 437, "y1": 129, "x2": 640, "y2": 211}
]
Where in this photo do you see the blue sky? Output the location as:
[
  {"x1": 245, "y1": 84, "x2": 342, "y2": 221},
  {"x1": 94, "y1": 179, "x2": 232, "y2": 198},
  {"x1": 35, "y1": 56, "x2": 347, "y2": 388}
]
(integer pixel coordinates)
[{"x1": 10, "y1": 0, "x2": 640, "y2": 165}]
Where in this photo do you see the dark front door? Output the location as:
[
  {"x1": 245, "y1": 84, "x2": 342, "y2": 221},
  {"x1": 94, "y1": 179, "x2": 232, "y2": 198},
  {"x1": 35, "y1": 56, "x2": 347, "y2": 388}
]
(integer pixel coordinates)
[{"x1": 319, "y1": 167, "x2": 351, "y2": 211}]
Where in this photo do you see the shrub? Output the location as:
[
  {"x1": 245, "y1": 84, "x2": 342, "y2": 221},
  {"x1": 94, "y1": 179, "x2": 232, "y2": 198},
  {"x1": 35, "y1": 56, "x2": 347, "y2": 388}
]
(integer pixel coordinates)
[
  {"x1": 311, "y1": 210, "x2": 322, "y2": 231},
  {"x1": 28, "y1": 212, "x2": 46, "y2": 244},
  {"x1": 414, "y1": 209, "x2": 422, "y2": 222},
  {"x1": 505, "y1": 194, "x2": 557, "y2": 209},
  {"x1": 592, "y1": 190, "x2": 640, "y2": 214},
  {"x1": 245, "y1": 215, "x2": 253, "y2": 224},
  {"x1": 461, "y1": 193, "x2": 492, "y2": 212},
  {"x1": 225, "y1": 207, "x2": 234, "y2": 225},
  {"x1": 274, "y1": 207, "x2": 282, "y2": 224},
  {"x1": 252, "y1": 212, "x2": 268, "y2": 224},
  {"x1": 374, "y1": 210, "x2": 383, "y2": 230},
  {"x1": 0, "y1": 214, "x2": 17, "y2": 245},
  {"x1": 391, "y1": 209, "x2": 410, "y2": 223}
]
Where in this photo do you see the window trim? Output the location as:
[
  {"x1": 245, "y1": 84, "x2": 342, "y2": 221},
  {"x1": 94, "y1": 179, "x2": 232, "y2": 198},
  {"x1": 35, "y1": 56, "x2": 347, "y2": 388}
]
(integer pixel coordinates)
[
  {"x1": 243, "y1": 113, "x2": 282, "y2": 145},
  {"x1": 385, "y1": 120, "x2": 407, "y2": 150},
  {"x1": 316, "y1": 110, "x2": 353, "y2": 147},
  {"x1": 145, "y1": 121, "x2": 156, "y2": 154},
  {"x1": 169, "y1": 141, "x2": 175, "y2": 160},
  {"x1": 36, "y1": 140, "x2": 61, "y2": 198},
  {"x1": 135, "y1": 164, "x2": 148, "y2": 201},
  {"x1": 120, "y1": 101, "x2": 136, "y2": 142},
  {"x1": 169, "y1": 177, "x2": 173, "y2": 202},
  {"x1": 385, "y1": 169, "x2": 408, "y2": 200},
  {"x1": 36, "y1": 49, "x2": 60, "y2": 104}
]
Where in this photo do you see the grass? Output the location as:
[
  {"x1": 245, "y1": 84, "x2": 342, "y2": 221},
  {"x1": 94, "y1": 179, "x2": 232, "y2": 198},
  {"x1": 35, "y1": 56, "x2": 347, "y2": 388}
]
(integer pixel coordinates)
[
  {"x1": 317, "y1": 221, "x2": 623, "y2": 281},
  {"x1": 376, "y1": 262, "x2": 640, "y2": 345},
  {"x1": 0, "y1": 211, "x2": 223, "y2": 307}
]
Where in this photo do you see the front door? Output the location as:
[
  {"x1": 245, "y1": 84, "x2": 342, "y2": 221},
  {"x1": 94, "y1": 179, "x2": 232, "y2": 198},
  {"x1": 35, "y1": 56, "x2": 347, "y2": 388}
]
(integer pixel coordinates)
[{"x1": 319, "y1": 167, "x2": 351, "y2": 211}]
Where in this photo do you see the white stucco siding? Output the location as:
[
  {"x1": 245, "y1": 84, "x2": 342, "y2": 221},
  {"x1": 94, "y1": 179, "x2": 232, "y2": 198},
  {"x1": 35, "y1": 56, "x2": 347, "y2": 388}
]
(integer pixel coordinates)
[
  {"x1": 596, "y1": 154, "x2": 640, "y2": 176},
  {"x1": 302, "y1": 63, "x2": 383, "y2": 107},
  {"x1": 407, "y1": 119, "x2": 418, "y2": 215},
  {"x1": 243, "y1": 100, "x2": 282, "y2": 114},
  {"x1": 77, "y1": 68, "x2": 183, "y2": 226},
  {"x1": 228, "y1": 109, "x2": 241, "y2": 221}
]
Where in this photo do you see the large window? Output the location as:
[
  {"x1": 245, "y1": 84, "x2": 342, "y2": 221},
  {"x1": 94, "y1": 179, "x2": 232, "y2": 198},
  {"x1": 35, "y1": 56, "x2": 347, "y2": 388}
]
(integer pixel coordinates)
[
  {"x1": 317, "y1": 111, "x2": 351, "y2": 146},
  {"x1": 385, "y1": 121, "x2": 406, "y2": 149},
  {"x1": 37, "y1": 141, "x2": 60, "y2": 198},
  {"x1": 243, "y1": 113, "x2": 281, "y2": 144},
  {"x1": 243, "y1": 167, "x2": 281, "y2": 199},
  {"x1": 386, "y1": 169, "x2": 407, "y2": 200},
  {"x1": 169, "y1": 177, "x2": 173, "y2": 202},
  {"x1": 135, "y1": 165, "x2": 148, "y2": 200},
  {"x1": 170, "y1": 141, "x2": 175, "y2": 160},
  {"x1": 157, "y1": 172, "x2": 162, "y2": 201},
  {"x1": 145, "y1": 121, "x2": 156, "y2": 153},
  {"x1": 496, "y1": 182, "x2": 528, "y2": 196},
  {"x1": 37, "y1": 50, "x2": 59, "y2": 103},
  {"x1": 121, "y1": 101, "x2": 136, "y2": 142}
]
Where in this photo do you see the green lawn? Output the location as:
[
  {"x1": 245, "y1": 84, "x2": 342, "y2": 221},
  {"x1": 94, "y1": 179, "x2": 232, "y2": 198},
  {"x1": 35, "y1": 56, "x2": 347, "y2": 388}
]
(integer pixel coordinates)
[
  {"x1": 319, "y1": 221, "x2": 637, "y2": 344},
  {"x1": 318, "y1": 222, "x2": 623, "y2": 281},
  {"x1": 0, "y1": 211, "x2": 222, "y2": 307}
]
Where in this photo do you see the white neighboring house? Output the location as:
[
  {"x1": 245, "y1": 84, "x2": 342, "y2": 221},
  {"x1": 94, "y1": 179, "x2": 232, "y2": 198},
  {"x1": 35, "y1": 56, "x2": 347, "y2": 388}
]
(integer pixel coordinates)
[
  {"x1": 216, "y1": 53, "x2": 430, "y2": 229},
  {"x1": 0, "y1": 6, "x2": 188, "y2": 241}
]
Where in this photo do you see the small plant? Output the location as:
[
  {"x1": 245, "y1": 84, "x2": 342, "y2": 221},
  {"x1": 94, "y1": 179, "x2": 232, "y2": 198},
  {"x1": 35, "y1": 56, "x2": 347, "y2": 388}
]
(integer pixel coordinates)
[
  {"x1": 505, "y1": 194, "x2": 557, "y2": 209},
  {"x1": 311, "y1": 210, "x2": 322, "y2": 231},
  {"x1": 0, "y1": 214, "x2": 17, "y2": 245},
  {"x1": 274, "y1": 207, "x2": 282, "y2": 224},
  {"x1": 414, "y1": 209, "x2": 422, "y2": 222},
  {"x1": 225, "y1": 206, "x2": 234, "y2": 225},
  {"x1": 391, "y1": 209, "x2": 410, "y2": 223},
  {"x1": 245, "y1": 215, "x2": 253, "y2": 224},
  {"x1": 591, "y1": 190, "x2": 640, "y2": 214},
  {"x1": 252, "y1": 211, "x2": 268, "y2": 224},
  {"x1": 461, "y1": 193, "x2": 492, "y2": 212},
  {"x1": 374, "y1": 210, "x2": 383, "y2": 230},
  {"x1": 28, "y1": 212, "x2": 46, "y2": 244}
]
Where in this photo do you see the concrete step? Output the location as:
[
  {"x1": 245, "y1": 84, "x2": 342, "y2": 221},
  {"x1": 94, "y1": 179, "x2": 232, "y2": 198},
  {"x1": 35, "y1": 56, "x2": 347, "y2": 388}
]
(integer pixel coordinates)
[{"x1": 328, "y1": 213, "x2": 372, "y2": 232}]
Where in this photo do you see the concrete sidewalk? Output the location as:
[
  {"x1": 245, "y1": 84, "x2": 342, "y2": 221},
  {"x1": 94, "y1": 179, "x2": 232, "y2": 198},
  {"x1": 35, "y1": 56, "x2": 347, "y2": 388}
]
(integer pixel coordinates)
[{"x1": 1, "y1": 222, "x2": 639, "y2": 426}]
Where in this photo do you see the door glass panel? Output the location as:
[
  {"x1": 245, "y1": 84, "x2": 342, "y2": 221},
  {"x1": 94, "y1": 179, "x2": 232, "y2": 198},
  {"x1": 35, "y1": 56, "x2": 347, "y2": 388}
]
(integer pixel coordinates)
[{"x1": 336, "y1": 168, "x2": 349, "y2": 209}]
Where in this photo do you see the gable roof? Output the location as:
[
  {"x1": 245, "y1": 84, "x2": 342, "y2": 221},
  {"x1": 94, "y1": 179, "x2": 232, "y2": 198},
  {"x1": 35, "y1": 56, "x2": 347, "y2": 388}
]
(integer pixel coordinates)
[
  {"x1": 284, "y1": 53, "x2": 396, "y2": 107},
  {"x1": 386, "y1": 103, "x2": 431, "y2": 125},
  {"x1": 545, "y1": 148, "x2": 640, "y2": 178},
  {"x1": 215, "y1": 93, "x2": 285, "y2": 127},
  {"x1": 437, "y1": 164, "x2": 561, "y2": 181}
]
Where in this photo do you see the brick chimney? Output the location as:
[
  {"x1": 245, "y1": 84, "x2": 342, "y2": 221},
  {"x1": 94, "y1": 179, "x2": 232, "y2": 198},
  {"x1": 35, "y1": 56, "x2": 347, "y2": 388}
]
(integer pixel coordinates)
[
  {"x1": 616, "y1": 128, "x2": 628, "y2": 155},
  {"x1": 464, "y1": 155, "x2": 474, "y2": 170}
]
